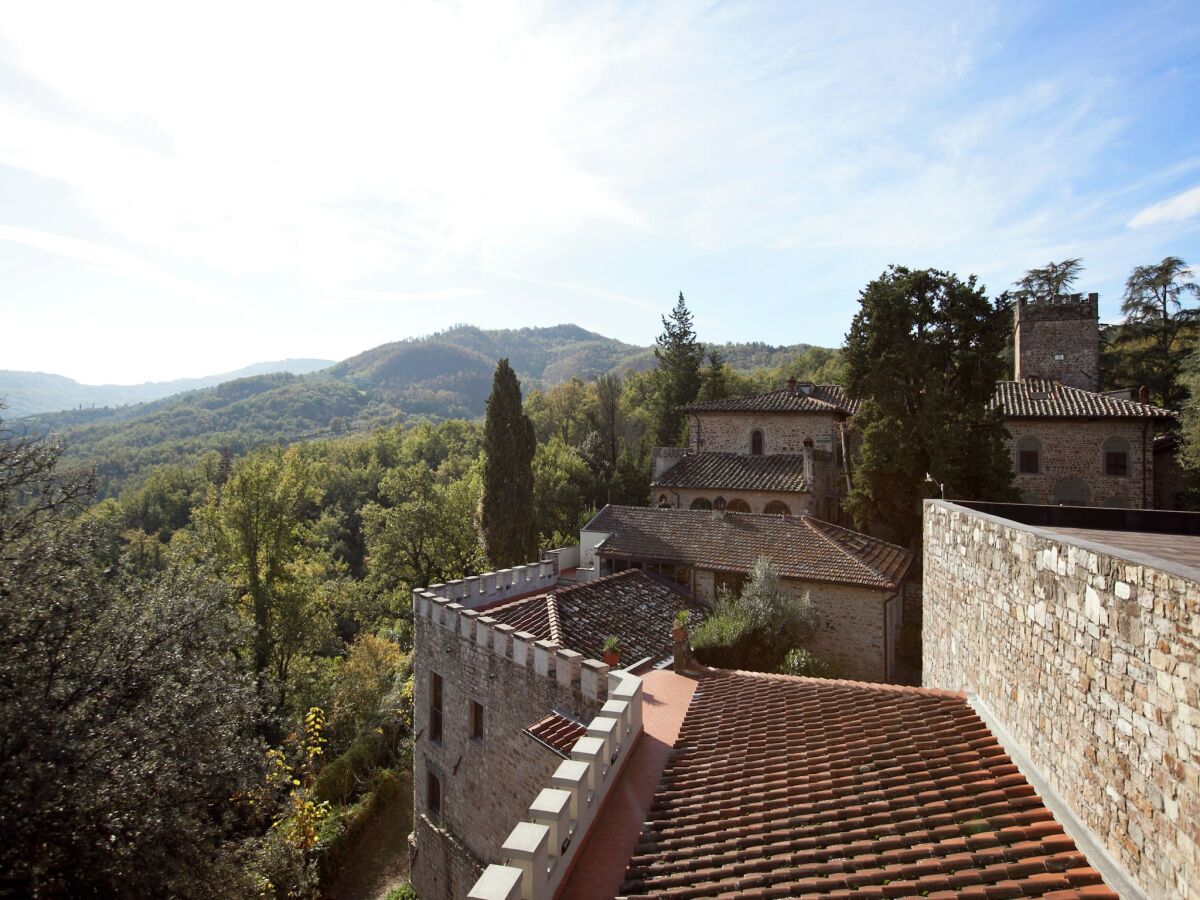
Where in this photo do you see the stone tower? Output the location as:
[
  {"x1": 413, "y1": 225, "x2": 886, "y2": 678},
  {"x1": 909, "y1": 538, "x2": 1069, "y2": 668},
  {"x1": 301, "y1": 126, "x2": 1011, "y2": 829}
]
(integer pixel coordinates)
[{"x1": 1013, "y1": 292, "x2": 1100, "y2": 390}]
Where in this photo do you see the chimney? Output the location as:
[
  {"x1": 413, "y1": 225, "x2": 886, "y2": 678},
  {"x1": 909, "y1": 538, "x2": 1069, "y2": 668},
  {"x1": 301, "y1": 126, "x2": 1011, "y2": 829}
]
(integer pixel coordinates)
[
  {"x1": 802, "y1": 438, "x2": 814, "y2": 485},
  {"x1": 1139, "y1": 385, "x2": 1149, "y2": 404},
  {"x1": 786, "y1": 376, "x2": 798, "y2": 396},
  {"x1": 711, "y1": 497, "x2": 727, "y2": 520}
]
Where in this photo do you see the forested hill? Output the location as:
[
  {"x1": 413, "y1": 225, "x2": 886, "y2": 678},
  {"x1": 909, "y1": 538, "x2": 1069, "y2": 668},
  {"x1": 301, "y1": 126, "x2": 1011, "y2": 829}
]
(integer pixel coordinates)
[
  {"x1": 14, "y1": 323, "x2": 838, "y2": 495},
  {"x1": 0, "y1": 358, "x2": 334, "y2": 418}
]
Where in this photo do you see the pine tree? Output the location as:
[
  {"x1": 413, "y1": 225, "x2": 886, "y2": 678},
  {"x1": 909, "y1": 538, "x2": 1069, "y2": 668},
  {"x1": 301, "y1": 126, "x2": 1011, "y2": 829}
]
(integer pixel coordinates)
[
  {"x1": 698, "y1": 348, "x2": 731, "y2": 402},
  {"x1": 481, "y1": 359, "x2": 538, "y2": 567},
  {"x1": 844, "y1": 266, "x2": 1017, "y2": 546},
  {"x1": 653, "y1": 293, "x2": 705, "y2": 446}
]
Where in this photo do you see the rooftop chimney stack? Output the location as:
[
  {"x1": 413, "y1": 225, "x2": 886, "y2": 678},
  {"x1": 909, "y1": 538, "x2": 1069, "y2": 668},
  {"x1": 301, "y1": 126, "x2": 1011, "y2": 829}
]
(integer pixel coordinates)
[
  {"x1": 787, "y1": 376, "x2": 798, "y2": 396},
  {"x1": 1139, "y1": 385, "x2": 1149, "y2": 404}
]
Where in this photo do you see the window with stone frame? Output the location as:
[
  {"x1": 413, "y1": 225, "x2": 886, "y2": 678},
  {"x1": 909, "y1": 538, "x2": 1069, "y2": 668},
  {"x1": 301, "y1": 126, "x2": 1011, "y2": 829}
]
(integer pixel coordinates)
[
  {"x1": 429, "y1": 672, "x2": 443, "y2": 743},
  {"x1": 750, "y1": 429, "x2": 764, "y2": 456},
  {"x1": 1016, "y1": 435, "x2": 1041, "y2": 474},
  {"x1": 1102, "y1": 436, "x2": 1130, "y2": 477},
  {"x1": 714, "y1": 570, "x2": 746, "y2": 597}
]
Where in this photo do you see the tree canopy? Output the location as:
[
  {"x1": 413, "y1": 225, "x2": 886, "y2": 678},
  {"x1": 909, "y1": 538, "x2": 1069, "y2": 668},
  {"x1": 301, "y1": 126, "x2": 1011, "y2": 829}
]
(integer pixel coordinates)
[
  {"x1": 844, "y1": 266, "x2": 1016, "y2": 545},
  {"x1": 652, "y1": 293, "x2": 705, "y2": 447},
  {"x1": 481, "y1": 359, "x2": 538, "y2": 568}
]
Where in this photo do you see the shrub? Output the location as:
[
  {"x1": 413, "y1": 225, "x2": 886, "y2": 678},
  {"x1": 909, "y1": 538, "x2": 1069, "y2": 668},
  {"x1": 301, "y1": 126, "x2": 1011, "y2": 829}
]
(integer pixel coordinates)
[
  {"x1": 386, "y1": 884, "x2": 419, "y2": 900},
  {"x1": 691, "y1": 557, "x2": 818, "y2": 672},
  {"x1": 778, "y1": 648, "x2": 839, "y2": 679}
]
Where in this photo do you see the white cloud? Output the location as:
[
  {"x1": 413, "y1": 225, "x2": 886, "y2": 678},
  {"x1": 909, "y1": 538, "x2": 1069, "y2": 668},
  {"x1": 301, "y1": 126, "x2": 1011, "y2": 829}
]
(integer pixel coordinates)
[{"x1": 1127, "y1": 184, "x2": 1200, "y2": 229}]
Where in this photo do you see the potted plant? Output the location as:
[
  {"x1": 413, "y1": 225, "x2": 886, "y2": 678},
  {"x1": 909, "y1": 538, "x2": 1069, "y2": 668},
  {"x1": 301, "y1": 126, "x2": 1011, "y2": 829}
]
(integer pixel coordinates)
[
  {"x1": 672, "y1": 609, "x2": 690, "y2": 642},
  {"x1": 601, "y1": 635, "x2": 621, "y2": 668}
]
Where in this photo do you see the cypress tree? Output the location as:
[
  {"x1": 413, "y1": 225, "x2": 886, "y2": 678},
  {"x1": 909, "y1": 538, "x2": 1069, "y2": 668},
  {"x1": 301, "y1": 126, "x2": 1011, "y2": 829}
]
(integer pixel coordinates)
[
  {"x1": 653, "y1": 293, "x2": 705, "y2": 446},
  {"x1": 481, "y1": 359, "x2": 538, "y2": 568}
]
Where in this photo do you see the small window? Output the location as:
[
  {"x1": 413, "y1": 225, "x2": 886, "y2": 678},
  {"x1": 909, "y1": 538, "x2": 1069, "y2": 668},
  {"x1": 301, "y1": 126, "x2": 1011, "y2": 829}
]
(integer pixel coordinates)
[
  {"x1": 689, "y1": 497, "x2": 712, "y2": 510},
  {"x1": 429, "y1": 672, "x2": 443, "y2": 743},
  {"x1": 1054, "y1": 352, "x2": 1065, "y2": 361},
  {"x1": 657, "y1": 494, "x2": 671, "y2": 508},
  {"x1": 750, "y1": 430, "x2": 764, "y2": 456},
  {"x1": 1016, "y1": 436, "x2": 1041, "y2": 475},
  {"x1": 470, "y1": 701, "x2": 484, "y2": 741},
  {"x1": 1102, "y1": 436, "x2": 1130, "y2": 477},
  {"x1": 427, "y1": 769, "x2": 442, "y2": 818}
]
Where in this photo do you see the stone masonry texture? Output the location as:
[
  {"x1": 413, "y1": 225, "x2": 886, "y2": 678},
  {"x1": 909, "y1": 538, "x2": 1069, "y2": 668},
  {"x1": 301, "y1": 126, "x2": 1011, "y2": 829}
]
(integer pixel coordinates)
[
  {"x1": 1006, "y1": 418, "x2": 1154, "y2": 508},
  {"x1": 1014, "y1": 294, "x2": 1100, "y2": 390},
  {"x1": 923, "y1": 500, "x2": 1200, "y2": 899},
  {"x1": 410, "y1": 608, "x2": 603, "y2": 900}
]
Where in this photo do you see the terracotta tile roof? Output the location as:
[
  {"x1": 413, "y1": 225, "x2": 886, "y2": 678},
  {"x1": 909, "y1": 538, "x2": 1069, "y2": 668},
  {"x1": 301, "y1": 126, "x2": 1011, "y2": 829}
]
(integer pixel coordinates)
[
  {"x1": 486, "y1": 570, "x2": 706, "y2": 663},
  {"x1": 585, "y1": 505, "x2": 912, "y2": 591},
  {"x1": 651, "y1": 452, "x2": 810, "y2": 493},
  {"x1": 680, "y1": 385, "x2": 859, "y2": 416},
  {"x1": 619, "y1": 670, "x2": 1117, "y2": 899},
  {"x1": 992, "y1": 378, "x2": 1174, "y2": 419},
  {"x1": 524, "y1": 711, "x2": 588, "y2": 757}
]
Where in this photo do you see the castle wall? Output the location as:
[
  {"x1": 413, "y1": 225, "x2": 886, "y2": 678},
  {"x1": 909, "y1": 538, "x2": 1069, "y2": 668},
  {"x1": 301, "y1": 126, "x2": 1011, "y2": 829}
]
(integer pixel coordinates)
[
  {"x1": 692, "y1": 569, "x2": 892, "y2": 682},
  {"x1": 1014, "y1": 293, "x2": 1100, "y2": 390},
  {"x1": 1006, "y1": 418, "x2": 1152, "y2": 508},
  {"x1": 411, "y1": 592, "x2": 606, "y2": 900},
  {"x1": 923, "y1": 500, "x2": 1200, "y2": 899}
]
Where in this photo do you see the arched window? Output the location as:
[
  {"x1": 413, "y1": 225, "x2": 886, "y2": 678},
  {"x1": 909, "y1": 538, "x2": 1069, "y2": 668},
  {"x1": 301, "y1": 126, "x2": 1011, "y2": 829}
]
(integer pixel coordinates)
[
  {"x1": 726, "y1": 498, "x2": 751, "y2": 513},
  {"x1": 1052, "y1": 477, "x2": 1092, "y2": 507},
  {"x1": 763, "y1": 500, "x2": 791, "y2": 516},
  {"x1": 657, "y1": 494, "x2": 671, "y2": 508},
  {"x1": 1102, "y1": 436, "x2": 1130, "y2": 477},
  {"x1": 750, "y1": 429, "x2": 764, "y2": 456},
  {"x1": 1016, "y1": 435, "x2": 1041, "y2": 475},
  {"x1": 713, "y1": 497, "x2": 727, "y2": 511},
  {"x1": 689, "y1": 497, "x2": 713, "y2": 510}
]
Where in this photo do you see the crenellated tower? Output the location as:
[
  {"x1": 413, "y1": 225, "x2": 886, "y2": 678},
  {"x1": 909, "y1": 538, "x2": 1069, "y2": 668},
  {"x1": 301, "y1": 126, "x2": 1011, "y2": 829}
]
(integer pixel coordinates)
[{"x1": 1013, "y1": 292, "x2": 1100, "y2": 390}]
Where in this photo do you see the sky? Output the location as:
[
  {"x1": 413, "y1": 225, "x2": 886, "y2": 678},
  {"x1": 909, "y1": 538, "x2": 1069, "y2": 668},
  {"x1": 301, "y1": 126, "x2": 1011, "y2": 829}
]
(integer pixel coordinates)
[{"x1": 2, "y1": 0, "x2": 1199, "y2": 384}]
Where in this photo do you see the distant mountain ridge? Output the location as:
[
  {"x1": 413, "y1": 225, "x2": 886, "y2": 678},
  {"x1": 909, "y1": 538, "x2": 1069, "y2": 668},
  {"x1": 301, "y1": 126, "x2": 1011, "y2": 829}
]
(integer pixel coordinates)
[
  {"x1": 0, "y1": 358, "x2": 335, "y2": 418},
  {"x1": 12, "y1": 324, "x2": 835, "y2": 496}
]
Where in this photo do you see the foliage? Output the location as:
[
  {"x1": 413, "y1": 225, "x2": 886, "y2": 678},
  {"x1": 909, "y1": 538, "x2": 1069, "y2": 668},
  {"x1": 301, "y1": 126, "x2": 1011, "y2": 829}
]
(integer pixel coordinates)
[
  {"x1": 673, "y1": 609, "x2": 691, "y2": 630},
  {"x1": 697, "y1": 348, "x2": 732, "y2": 401},
  {"x1": 0, "y1": 416, "x2": 263, "y2": 897},
  {"x1": 691, "y1": 558, "x2": 818, "y2": 672},
  {"x1": 652, "y1": 293, "x2": 705, "y2": 447},
  {"x1": 843, "y1": 266, "x2": 1017, "y2": 545},
  {"x1": 481, "y1": 359, "x2": 538, "y2": 567},
  {"x1": 778, "y1": 647, "x2": 839, "y2": 678},
  {"x1": 1011, "y1": 257, "x2": 1084, "y2": 302},
  {"x1": 329, "y1": 634, "x2": 410, "y2": 752},
  {"x1": 1181, "y1": 348, "x2": 1200, "y2": 473},
  {"x1": 602, "y1": 634, "x2": 621, "y2": 653},
  {"x1": 386, "y1": 884, "x2": 419, "y2": 900},
  {"x1": 532, "y1": 437, "x2": 595, "y2": 547},
  {"x1": 1116, "y1": 255, "x2": 1199, "y2": 408}
]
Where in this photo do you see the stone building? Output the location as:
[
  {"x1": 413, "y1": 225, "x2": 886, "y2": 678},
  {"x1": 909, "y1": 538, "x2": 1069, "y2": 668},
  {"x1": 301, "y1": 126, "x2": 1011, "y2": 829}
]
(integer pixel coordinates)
[
  {"x1": 923, "y1": 499, "x2": 1200, "y2": 898},
  {"x1": 409, "y1": 567, "x2": 688, "y2": 900},
  {"x1": 580, "y1": 504, "x2": 913, "y2": 682},
  {"x1": 1014, "y1": 291, "x2": 1102, "y2": 390},
  {"x1": 651, "y1": 378, "x2": 857, "y2": 522}
]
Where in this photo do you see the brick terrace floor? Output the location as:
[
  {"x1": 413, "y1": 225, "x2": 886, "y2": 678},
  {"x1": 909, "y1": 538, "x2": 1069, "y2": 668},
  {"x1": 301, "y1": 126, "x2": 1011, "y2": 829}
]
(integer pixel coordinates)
[
  {"x1": 558, "y1": 668, "x2": 698, "y2": 900},
  {"x1": 1049, "y1": 527, "x2": 1200, "y2": 573}
]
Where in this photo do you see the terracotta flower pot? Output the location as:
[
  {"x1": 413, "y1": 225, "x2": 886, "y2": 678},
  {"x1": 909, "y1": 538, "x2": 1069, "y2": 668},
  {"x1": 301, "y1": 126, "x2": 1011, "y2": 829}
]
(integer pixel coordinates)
[
  {"x1": 602, "y1": 650, "x2": 620, "y2": 667},
  {"x1": 672, "y1": 627, "x2": 687, "y2": 642}
]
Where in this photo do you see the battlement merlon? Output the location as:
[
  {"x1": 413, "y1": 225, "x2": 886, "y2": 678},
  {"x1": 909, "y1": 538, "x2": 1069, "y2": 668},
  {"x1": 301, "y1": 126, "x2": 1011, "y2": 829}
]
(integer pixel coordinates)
[
  {"x1": 412, "y1": 589, "x2": 610, "y2": 704},
  {"x1": 1015, "y1": 291, "x2": 1099, "y2": 322},
  {"x1": 417, "y1": 556, "x2": 560, "y2": 610}
]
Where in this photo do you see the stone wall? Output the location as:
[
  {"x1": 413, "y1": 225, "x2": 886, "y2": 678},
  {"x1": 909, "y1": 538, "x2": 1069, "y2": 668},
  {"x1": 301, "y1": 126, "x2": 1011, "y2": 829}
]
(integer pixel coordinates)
[
  {"x1": 411, "y1": 591, "x2": 607, "y2": 900},
  {"x1": 1014, "y1": 293, "x2": 1100, "y2": 390},
  {"x1": 1006, "y1": 418, "x2": 1153, "y2": 508},
  {"x1": 693, "y1": 570, "x2": 896, "y2": 682},
  {"x1": 686, "y1": 411, "x2": 849, "y2": 505},
  {"x1": 923, "y1": 500, "x2": 1199, "y2": 899}
]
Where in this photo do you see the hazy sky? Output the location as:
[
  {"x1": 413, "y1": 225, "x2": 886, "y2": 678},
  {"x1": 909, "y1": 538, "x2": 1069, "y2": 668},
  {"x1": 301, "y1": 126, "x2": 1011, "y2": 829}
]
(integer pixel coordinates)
[{"x1": 2, "y1": 0, "x2": 1199, "y2": 384}]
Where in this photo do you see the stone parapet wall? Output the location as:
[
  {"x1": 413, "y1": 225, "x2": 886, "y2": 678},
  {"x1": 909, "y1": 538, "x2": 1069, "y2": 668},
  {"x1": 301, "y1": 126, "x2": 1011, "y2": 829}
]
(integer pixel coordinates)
[
  {"x1": 923, "y1": 500, "x2": 1199, "y2": 899},
  {"x1": 467, "y1": 669, "x2": 644, "y2": 900},
  {"x1": 424, "y1": 557, "x2": 560, "y2": 610},
  {"x1": 411, "y1": 588, "x2": 610, "y2": 900}
]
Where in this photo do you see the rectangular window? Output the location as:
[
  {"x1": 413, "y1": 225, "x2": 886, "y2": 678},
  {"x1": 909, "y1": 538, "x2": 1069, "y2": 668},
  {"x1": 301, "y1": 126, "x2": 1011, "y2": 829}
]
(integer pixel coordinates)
[
  {"x1": 470, "y1": 701, "x2": 484, "y2": 741},
  {"x1": 427, "y1": 769, "x2": 441, "y2": 818},
  {"x1": 1105, "y1": 452, "x2": 1128, "y2": 477},
  {"x1": 1018, "y1": 450, "x2": 1039, "y2": 474},
  {"x1": 429, "y1": 672, "x2": 443, "y2": 743}
]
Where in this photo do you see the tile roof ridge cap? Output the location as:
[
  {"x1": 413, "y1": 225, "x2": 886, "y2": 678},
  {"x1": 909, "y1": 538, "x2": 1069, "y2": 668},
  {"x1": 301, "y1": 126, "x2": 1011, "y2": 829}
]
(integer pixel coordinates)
[
  {"x1": 545, "y1": 594, "x2": 562, "y2": 645},
  {"x1": 799, "y1": 516, "x2": 894, "y2": 585},
  {"x1": 719, "y1": 667, "x2": 968, "y2": 698}
]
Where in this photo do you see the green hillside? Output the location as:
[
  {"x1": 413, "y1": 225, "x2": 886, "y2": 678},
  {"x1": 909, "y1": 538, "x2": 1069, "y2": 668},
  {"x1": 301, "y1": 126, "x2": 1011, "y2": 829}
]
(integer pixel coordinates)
[{"x1": 16, "y1": 324, "x2": 838, "y2": 496}]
